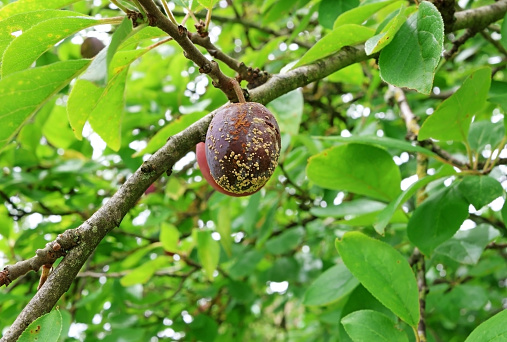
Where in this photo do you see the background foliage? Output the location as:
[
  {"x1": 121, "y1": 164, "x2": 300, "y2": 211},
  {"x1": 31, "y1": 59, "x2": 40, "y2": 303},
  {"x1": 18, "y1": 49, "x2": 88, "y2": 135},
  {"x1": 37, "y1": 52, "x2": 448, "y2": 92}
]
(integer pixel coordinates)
[{"x1": 1, "y1": 0, "x2": 507, "y2": 341}]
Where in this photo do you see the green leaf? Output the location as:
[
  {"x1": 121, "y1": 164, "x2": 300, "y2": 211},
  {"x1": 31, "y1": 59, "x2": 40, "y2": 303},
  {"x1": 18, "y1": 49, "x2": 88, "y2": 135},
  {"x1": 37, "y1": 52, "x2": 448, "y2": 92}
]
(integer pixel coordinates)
[
  {"x1": 311, "y1": 198, "x2": 386, "y2": 219},
  {"x1": 418, "y1": 67, "x2": 491, "y2": 141},
  {"x1": 335, "y1": 232, "x2": 420, "y2": 326},
  {"x1": 0, "y1": 59, "x2": 90, "y2": 151},
  {"x1": 42, "y1": 105, "x2": 76, "y2": 149},
  {"x1": 160, "y1": 223, "x2": 180, "y2": 253},
  {"x1": 133, "y1": 112, "x2": 208, "y2": 157},
  {"x1": 217, "y1": 205, "x2": 233, "y2": 257},
  {"x1": 303, "y1": 264, "x2": 359, "y2": 306},
  {"x1": 0, "y1": 10, "x2": 84, "y2": 55},
  {"x1": 464, "y1": 309, "x2": 507, "y2": 342},
  {"x1": 1, "y1": 16, "x2": 100, "y2": 77},
  {"x1": 306, "y1": 143, "x2": 401, "y2": 201},
  {"x1": 293, "y1": 24, "x2": 374, "y2": 68},
  {"x1": 365, "y1": 4, "x2": 417, "y2": 55},
  {"x1": 267, "y1": 89, "x2": 303, "y2": 136},
  {"x1": 318, "y1": 0, "x2": 359, "y2": 30},
  {"x1": 314, "y1": 134, "x2": 439, "y2": 158},
  {"x1": 229, "y1": 249, "x2": 264, "y2": 279},
  {"x1": 434, "y1": 224, "x2": 501, "y2": 265},
  {"x1": 407, "y1": 184, "x2": 469, "y2": 256},
  {"x1": 196, "y1": 230, "x2": 220, "y2": 281},
  {"x1": 341, "y1": 310, "x2": 409, "y2": 342},
  {"x1": 0, "y1": 0, "x2": 80, "y2": 20},
  {"x1": 379, "y1": 1, "x2": 444, "y2": 94},
  {"x1": 265, "y1": 227, "x2": 305, "y2": 255},
  {"x1": 188, "y1": 314, "x2": 218, "y2": 342},
  {"x1": 374, "y1": 165, "x2": 456, "y2": 235},
  {"x1": 502, "y1": 199, "x2": 507, "y2": 226},
  {"x1": 18, "y1": 309, "x2": 62, "y2": 342},
  {"x1": 80, "y1": 17, "x2": 132, "y2": 86},
  {"x1": 87, "y1": 68, "x2": 129, "y2": 151},
  {"x1": 334, "y1": 0, "x2": 400, "y2": 28},
  {"x1": 120, "y1": 256, "x2": 170, "y2": 286},
  {"x1": 196, "y1": 0, "x2": 218, "y2": 9},
  {"x1": 67, "y1": 79, "x2": 103, "y2": 140},
  {"x1": 468, "y1": 120, "x2": 505, "y2": 152},
  {"x1": 458, "y1": 176, "x2": 504, "y2": 209}
]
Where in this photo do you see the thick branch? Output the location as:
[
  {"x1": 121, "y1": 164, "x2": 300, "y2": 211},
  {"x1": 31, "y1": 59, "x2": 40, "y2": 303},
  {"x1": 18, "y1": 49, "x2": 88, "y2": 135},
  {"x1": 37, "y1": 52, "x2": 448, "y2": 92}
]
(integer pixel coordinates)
[
  {"x1": 0, "y1": 115, "x2": 211, "y2": 342},
  {"x1": 453, "y1": 0, "x2": 507, "y2": 31},
  {"x1": 249, "y1": 45, "x2": 368, "y2": 104}
]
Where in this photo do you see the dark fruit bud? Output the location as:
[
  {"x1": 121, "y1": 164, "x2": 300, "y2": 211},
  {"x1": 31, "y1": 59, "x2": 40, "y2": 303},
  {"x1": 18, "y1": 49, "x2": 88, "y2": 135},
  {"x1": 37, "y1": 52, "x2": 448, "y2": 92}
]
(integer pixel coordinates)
[
  {"x1": 80, "y1": 37, "x2": 105, "y2": 58},
  {"x1": 201, "y1": 102, "x2": 281, "y2": 196}
]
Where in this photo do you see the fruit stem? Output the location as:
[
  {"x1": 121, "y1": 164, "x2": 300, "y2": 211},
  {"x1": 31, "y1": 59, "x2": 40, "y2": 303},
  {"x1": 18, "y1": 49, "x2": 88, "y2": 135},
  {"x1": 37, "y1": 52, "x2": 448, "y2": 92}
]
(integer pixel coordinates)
[{"x1": 231, "y1": 79, "x2": 246, "y2": 103}]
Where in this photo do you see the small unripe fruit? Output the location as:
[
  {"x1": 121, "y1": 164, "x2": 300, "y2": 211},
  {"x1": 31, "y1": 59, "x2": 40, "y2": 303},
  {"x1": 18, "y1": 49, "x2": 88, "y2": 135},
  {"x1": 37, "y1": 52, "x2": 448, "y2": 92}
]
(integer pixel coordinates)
[
  {"x1": 80, "y1": 37, "x2": 105, "y2": 58},
  {"x1": 200, "y1": 102, "x2": 281, "y2": 196}
]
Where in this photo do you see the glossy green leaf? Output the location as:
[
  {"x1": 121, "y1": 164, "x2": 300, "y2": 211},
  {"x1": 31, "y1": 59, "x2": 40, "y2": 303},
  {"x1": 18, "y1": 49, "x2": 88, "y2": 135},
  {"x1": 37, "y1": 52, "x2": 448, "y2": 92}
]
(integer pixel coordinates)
[
  {"x1": 379, "y1": 1, "x2": 444, "y2": 94},
  {"x1": 120, "y1": 256, "x2": 171, "y2": 286},
  {"x1": 265, "y1": 227, "x2": 305, "y2": 255},
  {"x1": 311, "y1": 198, "x2": 386, "y2": 219},
  {"x1": 314, "y1": 135, "x2": 439, "y2": 158},
  {"x1": 0, "y1": 59, "x2": 90, "y2": 151},
  {"x1": 0, "y1": 10, "x2": 84, "y2": 55},
  {"x1": 341, "y1": 310, "x2": 409, "y2": 342},
  {"x1": 303, "y1": 264, "x2": 359, "y2": 306},
  {"x1": 160, "y1": 223, "x2": 180, "y2": 253},
  {"x1": 407, "y1": 184, "x2": 469, "y2": 256},
  {"x1": 0, "y1": 0, "x2": 79, "y2": 20},
  {"x1": 464, "y1": 309, "x2": 507, "y2": 342},
  {"x1": 318, "y1": 0, "x2": 359, "y2": 29},
  {"x1": 80, "y1": 17, "x2": 132, "y2": 86},
  {"x1": 67, "y1": 79, "x2": 103, "y2": 140},
  {"x1": 1, "y1": 17, "x2": 100, "y2": 77},
  {"x1": 365, "y1": 5, "x2": 417, "y2": 55},
  {"x1": 87, "y1": 68, "x2": 129, "y2": 151},
  {"x1": 336, "y1": 232, "x2": 420, "y2": 326},
  {"x1": 334, "y1": 0, "x2": 400, "y2": 28},
  {"x1": 468, "y1": 120, "x2": 505, "y2": 152},
  {"x1": 435, "y1": 224, "x2": 501, "y2": 265},
  {"x1": 217, "y1": 205, "x2": 233, "y2": 257},
  {"x1": 18, "y1": 310, "x2": 62, "y2": 342},
  {"x1": 133, "y1": 112, "x2": 207, "y2": 157},
  {"x1": 374, "y1": 165, "x2": 457, "y2": 235},
  {"x1": 267, "y1": 89, "x2": 303, "y2": 136},
  {"x1": 294, "y1": 24, "x2": 374, "y2": 68},
  {"x1": 42, "y1": 105, "x2": 76, "y2": 149},
  {"x1": 197, "y1": 230, "x2": 220, "y2": 281},
  {"x1": 418, "y1": 67, "x2": 491, "y2": 141},
  {"x1": 307, "y1": 143, "x2": 401, "y2": 201},
  {"x1": 458, "y1": 176, "x2": 504, "y2": 209}
]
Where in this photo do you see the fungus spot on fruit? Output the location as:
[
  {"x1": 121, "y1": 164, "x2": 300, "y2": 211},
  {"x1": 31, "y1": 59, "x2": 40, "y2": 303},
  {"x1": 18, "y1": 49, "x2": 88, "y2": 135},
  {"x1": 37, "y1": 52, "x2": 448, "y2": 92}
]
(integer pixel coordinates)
[{"x1": 205, "y1": 102, "x2": 281, "y2": 195}]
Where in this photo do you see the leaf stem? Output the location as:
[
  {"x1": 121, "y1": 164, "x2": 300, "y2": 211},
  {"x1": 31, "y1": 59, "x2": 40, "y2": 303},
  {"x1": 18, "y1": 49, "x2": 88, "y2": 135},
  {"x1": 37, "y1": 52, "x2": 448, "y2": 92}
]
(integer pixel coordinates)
[
  {"x1": 159, "y1": 0, "x2": 178, "y2": 25},
  {"x1": 110, "y1": 0, "x2": 130, "y2": 14},
  {"x1": 205, "y1": 7, "x2": 212, "y2": 31},
  {"x1": 483, "y1": 136, "x2": 507, "y2": 172}
]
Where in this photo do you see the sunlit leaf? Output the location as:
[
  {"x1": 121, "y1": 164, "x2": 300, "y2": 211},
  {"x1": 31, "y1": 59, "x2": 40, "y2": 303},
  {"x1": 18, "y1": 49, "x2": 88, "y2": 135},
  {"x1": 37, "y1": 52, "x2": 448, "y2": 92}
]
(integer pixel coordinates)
[
  {"x1": 303, "y1": 264, "x2": 359, "y2": 306},
  {"x1": 342, "y1": 310, "x2": 409, "y2": 342},
  {"x1": 336, "y1": 232, "x2": 420, "y2": 326},
  {"x1": 196, "y1": 230, "x2": 220, "y2": 281},
  {"x1": 418, "y1": 67, "x2": 491, "y2": 141},
  {"x1": 465, "y1": 309, "x2": 507, "y2": 342},
  {"x1": 307, "y1": 143, "x2": 401, "y2": 201},
  {"x1": 18, "y1": 310, "x2": 62, "y2": 342},
  {"x1": 0, "y1": 59, "x2": 90, "y2": 151},
  {"x1": 379, "y1": 1, "x2": 444, "y2": 94},
  {"x1": 334, "y1": 0, "x2": 400, "y2": 28}
]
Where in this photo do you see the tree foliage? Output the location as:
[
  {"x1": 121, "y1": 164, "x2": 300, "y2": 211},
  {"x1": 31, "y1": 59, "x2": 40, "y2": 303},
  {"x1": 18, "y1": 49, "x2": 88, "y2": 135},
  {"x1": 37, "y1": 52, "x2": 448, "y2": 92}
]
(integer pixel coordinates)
[{"x1": 1, "y1": 0, "x2": 507, "y2": 341}]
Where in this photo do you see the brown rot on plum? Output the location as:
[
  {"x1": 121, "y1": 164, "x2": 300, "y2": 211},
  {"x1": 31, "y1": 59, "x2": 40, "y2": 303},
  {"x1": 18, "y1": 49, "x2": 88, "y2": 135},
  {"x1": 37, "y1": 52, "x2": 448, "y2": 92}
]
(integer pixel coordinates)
[{"x1": 197, "y1": 102, "x2": 281, "y2": 196}]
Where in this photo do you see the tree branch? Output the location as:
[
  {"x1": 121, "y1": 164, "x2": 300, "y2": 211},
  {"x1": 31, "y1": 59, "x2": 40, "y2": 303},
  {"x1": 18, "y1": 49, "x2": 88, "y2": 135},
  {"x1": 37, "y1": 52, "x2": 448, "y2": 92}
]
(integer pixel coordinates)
[
  {"x1": 453, "y1": 0, "x2": 507, "y2": 31},
  {"x1": 3, "y1": 1, "x2": 507, "y2": 340}
]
